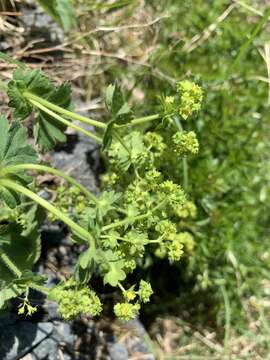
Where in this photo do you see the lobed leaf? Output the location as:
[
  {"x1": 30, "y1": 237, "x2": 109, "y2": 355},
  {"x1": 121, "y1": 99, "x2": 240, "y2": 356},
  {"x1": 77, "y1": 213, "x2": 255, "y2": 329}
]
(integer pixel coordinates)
[{"x1": 7, "y1": 68, "x2": 72, "y2": 151}]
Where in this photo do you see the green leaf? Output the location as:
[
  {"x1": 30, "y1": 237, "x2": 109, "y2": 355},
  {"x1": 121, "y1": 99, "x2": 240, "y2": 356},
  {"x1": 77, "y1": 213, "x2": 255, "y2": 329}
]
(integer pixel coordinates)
[
  {"x1": 124, "y1": 230, "x2": 148, "y2": 256},
  {"x1": 106, "y1": 84, "x2": 124, "y2": 115},
  {"x1": 78, "y1": 248, "x2": 94, "y2": 270},
  {"x1": 0, "y1": 218, "x2": 41, "y2": 287},
  {"x1": 0, "y1": 188, "x2": 19, "y2": 209},
  {"x1": 103, "y1": 84, "x2": 132, "y2": 150},
  {"x1": 0, "y1": 51, "x2": 26, "y2": 69},
  {"x1": 36, "y1": 0, "x2": 76, "y2": 31},
  {"x1": 97, "y1": 191, "x2": 121, "y2": 220},
  {"x1": 12, "y1": 270, "x2": 46, "y2": 287},
  {"x1": 75, "y1": 247, "x2": 95, "y2": 284},
  {"x1": 108, "y1": 130, "x2": 146, "y2": 171},
  {"x1": 55, "y1": 0, "x2": 77, "y2": 32},
  {"x1": 8, "y1": 69, "x2": 54, "y2": 120},
  {"x1": 102, "y1": 119, "x2": 115, "y2": 151},
  {"x1": 105, "y1": 83, "x2": 131, "y2": 122},
  {"x1": 0, "y1": 116, "x2": 37, "y2": 207},
  {"x1": 116, "y1": 102, "x2": 132, "y2": 124},
  {"x1": 0, "y1": 121, "x2": 37, "y2": 166},
  {"x1": 102, "y1": 250, "x2": 126, "y2": 286},
  {"x1": 34, "y1": 112, "x2": 67, "y2": 152},
  {"x1": 0, "y1": 284, "x2": 19, "y2": 309},
  {"x1": 7, "y1": 69, "x2": 72, "y2": 151}
]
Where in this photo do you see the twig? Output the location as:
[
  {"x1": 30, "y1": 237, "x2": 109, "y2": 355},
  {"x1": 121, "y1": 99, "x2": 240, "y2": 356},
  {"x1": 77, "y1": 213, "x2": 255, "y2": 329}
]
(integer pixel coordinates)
[
  {"x1": 233, "y1": 0, "x2": 264, "y2": 16},
  {"x1": 258, "y1": 43, "x2": 270, "y2": 105},
  {"x1": 193, "y1": 331, "x2": 223, "y2": 353},
  {"x1": 183, "y1": 3, "x2": 236, "y2": 53}
]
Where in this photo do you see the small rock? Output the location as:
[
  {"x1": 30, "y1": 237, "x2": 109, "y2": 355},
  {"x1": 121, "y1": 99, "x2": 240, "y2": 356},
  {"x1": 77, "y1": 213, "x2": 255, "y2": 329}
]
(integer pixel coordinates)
[
  {"x1": 108, "y1": 342, "x2": 129, "y2": 360},
  {"x1": 31, "y1": 338, "x2": 58, "y2": 360},
  {"x1": 53, "y1": 321, "x2": 75, "y2": 346},
  {"x1": 0, "y1": 322, "x2": 53, "y2": 360}
]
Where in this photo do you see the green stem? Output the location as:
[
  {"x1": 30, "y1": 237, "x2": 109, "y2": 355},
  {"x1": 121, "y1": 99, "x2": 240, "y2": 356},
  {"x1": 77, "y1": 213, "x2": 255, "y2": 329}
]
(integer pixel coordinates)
[
  {"x1": 118, "y1": 282, "x2": 126, "y2": 292},
  {"x1": 30, "y1": 284, "x2": 50, "y2": 294},
  {"x1": 29, "y1": 99, "x2": 103, "y2": 144},
  {"x1": 0, "y1": 252, "x2": 22, "y2": 277},
  {"x1": 230, "y1": 8, "x2": 270, "y2": 73},
  {"x1": 101, "y1": 235, "x2": 161, "y2": 244},
  {"x1": 2, "y1": 163, "x2": 98, "y2": 204},
  {"x1": 220, "y1": 285, "x2": 231, "y2": 356},
  {"x1": 0, "y1": 179, "x2": 94, "y2": 244},
  {"x1": 102, "y1": 199, "x2": 166, "y2": 232},
  {"x1": 112, "y1": 129, "x2": 131, "y2": 155},
  {"x1": 24, "y1": 92, "x2": 106, "y2": 129},
  {"x1": 0, "y1": 251, "x2": 49, "y2": 295},
  {"x1": 174, "y1": 117, "x2": 189, "y2": 191},
  {"x1": 182, "y1": 156, "x2": 188, "y2": 192},
  {"x1": 118, "y1": 113, "x2": 161, "y2": 127}
]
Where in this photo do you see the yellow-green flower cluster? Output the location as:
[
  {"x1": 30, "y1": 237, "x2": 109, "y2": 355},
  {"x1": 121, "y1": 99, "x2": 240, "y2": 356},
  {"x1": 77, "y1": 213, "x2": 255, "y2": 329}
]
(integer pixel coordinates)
[
  {"x1": 160, "y1": 180, "x2": 186, "y2": 207},
  {"x1": 175, "y1": 200, "x2": 197, "y2": 218},
  {"x1": 174, "y1": 232, "x2": 195, "y2": 253},
  {"x1": 49, "y1": 280, "x2": 102, "y2": 320},
  {"x1": 18, "y1": 299, "x2": 37, "y2": 316},
  {"x1": 138, "y1": 280, "x2": 153, "y2": 303},
  {"x1": 172, "y1": 131, "x2": 199, "y2": 156},
  {"x1": 168, "y1": 239, "x2": 184, "y2": 262},
  {"x1": 114, "y1": 302, "x2": 141, "y2": 321},
  {"x1": 115, "y1": 280, "x2": 153, "y2": 320},
  {"x1": 155, "y1": 220, "x2": 176, "y2": 239},
  {"x1": 177, "y1": 80, "x2": 203, "y2": 120},
  {"x1": 123, "y1": 286, "x2": 137, "y2": 301}
]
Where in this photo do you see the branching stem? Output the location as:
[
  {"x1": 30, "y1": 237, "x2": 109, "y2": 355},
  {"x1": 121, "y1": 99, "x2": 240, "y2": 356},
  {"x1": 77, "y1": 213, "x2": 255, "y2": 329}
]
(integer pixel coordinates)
[
  {"x1": 101, "y1": 199, "x2": 167, "y2": 232},
  {"x1": 2, "y1": 163, "x2": 98, "y2": 204},
  {"x1": 0, "y1": 252, "x2": 22, "y2": 277},
  {"x1": 28, "y1": 98, "x2": 103, "y2": 144},
  {"x1": 118, "y1": 113, "x2": 161, "y2": 128},
  {"x1": 24, "y1": 92, "x2": 106, "y2": 129},
  {"x1": 0, "y1": 179, "x2": 94, "y2": 244},
  {"x1": 0, "y1": 251, "x2": 49, "y2": 295}
]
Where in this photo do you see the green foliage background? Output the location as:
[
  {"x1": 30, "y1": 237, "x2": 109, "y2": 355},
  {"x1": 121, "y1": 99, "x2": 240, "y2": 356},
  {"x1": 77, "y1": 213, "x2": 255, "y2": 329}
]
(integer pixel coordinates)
[{"x1": 129, "y1": 0, "x2": 270, "y2": 328}]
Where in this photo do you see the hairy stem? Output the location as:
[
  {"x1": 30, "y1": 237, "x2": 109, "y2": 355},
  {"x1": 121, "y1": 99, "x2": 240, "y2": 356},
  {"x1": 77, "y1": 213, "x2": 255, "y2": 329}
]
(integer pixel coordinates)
[
  {"x1": 29, "y1": 99, "x2": 103, "y2": 144},
  {"x1": 24, "y1": 92, "x2": 106, "y2": 129},
  {"x1": 2, "y1": 163, "x2": 98, "y2": 204},
  {"x1": 0, "y1": 179, "x2": 94, "y2": 244},
  {"x1": 0, "y1": 251, "x2": 49, "y2": 295},
  {"x1": 0, "y1": 252, "x2": 22, "y2": 277},
  {"x1": 102, "y1": 199, "x2": 167, "y2": 232}
]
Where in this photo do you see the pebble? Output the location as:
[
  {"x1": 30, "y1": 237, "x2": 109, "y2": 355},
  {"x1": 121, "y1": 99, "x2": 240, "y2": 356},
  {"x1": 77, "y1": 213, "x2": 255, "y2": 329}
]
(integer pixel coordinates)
[
  {"x1": 0, "y1": 322, "x2": 53, "y2": 360},
  {"x1": 108, "y1": 342, "x2": 129, "y2": 360}
]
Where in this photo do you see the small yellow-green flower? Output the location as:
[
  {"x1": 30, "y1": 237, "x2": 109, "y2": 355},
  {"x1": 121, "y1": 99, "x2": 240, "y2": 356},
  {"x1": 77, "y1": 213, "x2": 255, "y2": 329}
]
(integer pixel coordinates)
[
  {"x1": 172, "y1": 131, "x2": 199, "y2": 156},
  {"x1": 138, "y1": 280, "x2": 153, "y2": 303},
  {"x1": 18, "y1": 299, "x2": 37, "y2": 316},
  {"x1": 177, "y1": 80, "x2": 203, "y2": 120},
  {"x1": 114, "y1": 302, "x2": 140, "y2": 321},
  {"x1": 175, "y1": 201, "x2": 197, "y2": 219},
  {"x1": 168, "y1": 240, "x2": 184, "y2": 262},
  {"x1": 124, "y1": 286, "x2": 137, "y2": 302}
]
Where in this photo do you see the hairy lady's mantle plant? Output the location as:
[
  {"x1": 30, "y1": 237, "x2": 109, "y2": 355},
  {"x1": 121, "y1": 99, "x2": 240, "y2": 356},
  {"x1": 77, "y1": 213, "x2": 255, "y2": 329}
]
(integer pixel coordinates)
[{"x1": 0, "y1": 52, "x2": 202, "y2": 320}]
